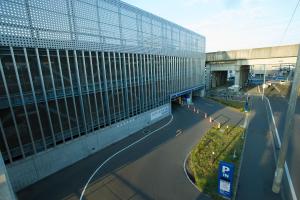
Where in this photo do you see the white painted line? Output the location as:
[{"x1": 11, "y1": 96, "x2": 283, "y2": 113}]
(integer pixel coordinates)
[
  {"x1": 285, "y1": 162, "x2": 298, "y2": 200},
  {"x1": 264, "y1": 96, "x2": 297, "y2": 200},
  {"x1": 242, "y1": 113, "x2": 249, "y2": 128},
  {"x1": 265, "y1": 97, "x2": 282, "y2": 147},
  {"x1": 183, "y1": 150, "x2": 201, "y2": 192},
  {"x1": 176, "y1": 129, "x2": 183, "y2": 137},
  {"x1": 79, "y1": 115, "x2": 174, "y2": 200},
  {"x1": 274, "y1": 85, "x2": 281, "y2": 93},
  {"x1": 273, "y1": 85, "x2": 285, "y2": 98}
]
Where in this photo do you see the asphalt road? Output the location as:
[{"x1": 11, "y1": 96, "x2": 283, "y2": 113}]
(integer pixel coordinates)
[
  {"x1": 247, "y1": 84, "x2": 298, "y2": 199},
  {"x1": 236, "y1": 95, "x2": 282, "y2": 200},
  {"x1": 17, "y1": 97, "x2": 244, "y2": 200},
  {"x1": 267, "y1": 94, "x2": 300, "y2": 199}
]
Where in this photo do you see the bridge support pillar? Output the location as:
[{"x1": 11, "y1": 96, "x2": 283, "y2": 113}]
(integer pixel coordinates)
[{"x1": 235, "y1": 67, "x2": 241, "y2": 91}]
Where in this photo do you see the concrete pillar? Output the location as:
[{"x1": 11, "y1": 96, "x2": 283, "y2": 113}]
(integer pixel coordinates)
[
  {"x1": 235, "y1": 66, "x2": 241, "y2": 91},
  {"x1": 200, "y1": 89, "x2": 205, "y2": 97},
  {"x1": 235, "y1": 70, "x2": 240, "y2": 86},
  {"x1": 211, "y1": 72, "x2": 217, "y2": 88},
  {"x1": 205, "y1": 64, "x2": 211, "y2": 90},
  {"x1": 0, "y1": 152, "x2": 16, "y2": 200}
]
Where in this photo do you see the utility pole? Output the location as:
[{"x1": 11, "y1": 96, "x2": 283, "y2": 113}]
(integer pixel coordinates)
[{"x1": 272, "y1": 46, "x2": 300, "y2": 193}]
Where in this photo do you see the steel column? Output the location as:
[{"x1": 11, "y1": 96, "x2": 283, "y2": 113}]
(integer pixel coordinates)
[
  {"x1": 81, "y1": 50, "x2": 94, "y2": 132},
  {"x1": 35, "y1": 48, "x2": 56, "y2": 146},
  {"x1": 0, "y1": 59, "x2": 25, "y2": 158},
  {"x1": 56, "y1": 50, "x2": 73, "y2": 139},
  {"x1": 23, "y1": 48, "x2": 47, "y2": 150},
  {"x1": 46, "y1": 49, "x2": 65, "y2": 143},
  {"x1": 65, "y1": 50, "x2": 81, "y2": 136},
  {"x1": 10, "y1": 47, "x2": 37, "y2": 153}
]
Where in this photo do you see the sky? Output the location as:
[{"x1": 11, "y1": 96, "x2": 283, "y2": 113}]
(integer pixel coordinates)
[{"x1": 122, "y1": 0, "x2": 300, "y2": 52}]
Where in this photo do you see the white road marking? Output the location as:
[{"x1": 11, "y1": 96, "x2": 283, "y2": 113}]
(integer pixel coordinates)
[
  {"x1": 183, "y1": 150, "x2": 200, "y2": 192},
  {"x1": 265, "y1": 97, "x2": 282, "y2": 147},
  {"x1": 80, "y1": 115, "x2": 174, "y2": 200},
  {"x1": 273, "y1": 85, "x2": 285, "y2": 98},
  {"x1": 176, "y1": 129, "x2": 183, "y2": 137},
  {"x1": 274, "y1": 85, "x2": 281, "y2": 93},
  {"x1": 242, "y1": 113, "x2": 249, "y2": 128},
  {"x1": 264, "y1": 96, "x2": 297, "y2": 200},
  {"x1": 285, "y1": 162, "x2": 298, "y2": 200}
]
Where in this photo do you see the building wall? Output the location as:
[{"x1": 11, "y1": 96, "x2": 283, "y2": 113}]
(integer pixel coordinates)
[
  {"x1": 0, "y1": 0, "x2": 205, "y2": 192},
  {"x1": 7, "y1": 103, "x2": 171, "y2": 191},
  {"x1": 0, "y1": 152, "x2": 16, "y2": 200},
  {"x1": 0, "y1": 46, "x2": 203, "y2": 165},
  {"x1": 0, "y1": 0, "x2": 205, "y2": 57}
]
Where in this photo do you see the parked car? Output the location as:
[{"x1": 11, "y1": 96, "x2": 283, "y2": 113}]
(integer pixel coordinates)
[{"x1": 279, "y1": 80, "x2": 286, "y2": 85}]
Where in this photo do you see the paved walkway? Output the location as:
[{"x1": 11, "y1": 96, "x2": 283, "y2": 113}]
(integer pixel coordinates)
[{"x1": 236, "y1": 95, "x2": 282, "y2": 200}]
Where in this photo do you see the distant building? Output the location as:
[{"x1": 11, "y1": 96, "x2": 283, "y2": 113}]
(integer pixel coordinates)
[{"x1": 0, "y1": 0, "x2": 205, "y2": 191}]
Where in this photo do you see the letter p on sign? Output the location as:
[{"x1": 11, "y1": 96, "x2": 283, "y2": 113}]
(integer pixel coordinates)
[
  {"x1": 222, "y1": 166, "x2": 230, "y2": 178},
  {"x1": 222, "y1": 166, "x2": 230, "y2": 174}
]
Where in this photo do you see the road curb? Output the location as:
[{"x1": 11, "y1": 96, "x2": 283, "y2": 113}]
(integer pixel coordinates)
[
  {"x1": 233, "y1": 112, "x2": 250, "y2": 200},
  {"x1": 183, "y1": 150, "x2": 212, "y2": 200}
]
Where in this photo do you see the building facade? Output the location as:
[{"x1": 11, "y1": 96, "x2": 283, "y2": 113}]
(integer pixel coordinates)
[{"x1": 0, "y1": 0, "x2": 205, "y2": 190}]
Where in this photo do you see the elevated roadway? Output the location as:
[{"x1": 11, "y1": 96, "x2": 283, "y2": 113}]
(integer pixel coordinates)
[{"x1": 205, "y1": 44, "x2": 299, "y2": 89}]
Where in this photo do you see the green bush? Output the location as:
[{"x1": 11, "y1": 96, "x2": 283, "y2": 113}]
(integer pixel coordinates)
[{"x1": 188, "y1": 125, "x2": 245, "y2": 199}]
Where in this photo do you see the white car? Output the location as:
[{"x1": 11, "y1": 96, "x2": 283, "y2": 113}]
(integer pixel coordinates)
[
  {"x1": 279, "y1": 80, "x2": 286, "y2": 85},
  {"x1": 228, "y1": 85, "x2": 240, "y2": 91}
]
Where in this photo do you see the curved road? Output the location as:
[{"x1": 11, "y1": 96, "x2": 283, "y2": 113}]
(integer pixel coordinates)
[{"x1": 18, "y1": 97, "x2": 244, "y2": 200}]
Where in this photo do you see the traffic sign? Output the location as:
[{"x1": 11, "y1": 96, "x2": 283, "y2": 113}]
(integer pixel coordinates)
[{"x1": 218, "y1": 161, "x2": 234, "y2": 199}]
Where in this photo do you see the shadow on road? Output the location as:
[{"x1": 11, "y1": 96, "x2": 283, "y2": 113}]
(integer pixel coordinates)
[{"x1": 17, "y1": 97, "x2": 242, "y2": 200}]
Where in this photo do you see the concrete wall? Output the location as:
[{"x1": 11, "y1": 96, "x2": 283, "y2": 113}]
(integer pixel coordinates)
[
  {"x1": 0, "y1": 153, "x2": 16, "y2": 200},
  {"x1": 7, "y1": 104, "x2": 171, "y2": 192}
]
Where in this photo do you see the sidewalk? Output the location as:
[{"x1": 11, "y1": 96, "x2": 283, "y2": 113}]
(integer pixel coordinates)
[{"x1": 236, "y1": 96, "x2": 282, "y2": 200}]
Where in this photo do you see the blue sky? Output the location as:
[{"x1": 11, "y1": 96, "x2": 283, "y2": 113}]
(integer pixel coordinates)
[{"x1": 122, "y1": 0, "x2": 300, "y2": 52}]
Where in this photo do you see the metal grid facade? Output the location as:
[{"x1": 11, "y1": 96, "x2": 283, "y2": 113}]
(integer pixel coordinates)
[
  {"x1": 0, "y1": 0, "x2": 205, "y2": 164},
  {"x1": 0, "y1": 0, "x2": 205, "y2": 56}
]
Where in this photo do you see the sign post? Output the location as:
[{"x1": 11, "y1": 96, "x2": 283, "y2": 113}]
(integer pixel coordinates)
[
  {"x1": 218, "y1": 161, "x2": 234, "y2": 199},
  {"x1": 244, "y1": 95, "x2": 250, "y2": 112}
]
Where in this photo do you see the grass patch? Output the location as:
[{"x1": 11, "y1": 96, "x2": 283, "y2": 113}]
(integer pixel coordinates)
[
  {"x1": 187, "y1": 125, "x2": 245, "y2": 199},
  {"x1": 208, "y1": 97, "x2": 245, "y2": 112}
]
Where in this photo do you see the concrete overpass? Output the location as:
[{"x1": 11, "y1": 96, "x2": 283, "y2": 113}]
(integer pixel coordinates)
[{"x1": 205, "y1": 44, "x2": 299, "y2": 89}]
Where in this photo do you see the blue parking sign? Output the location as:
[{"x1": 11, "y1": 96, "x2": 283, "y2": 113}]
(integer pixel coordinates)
[{"x1": 218, "y1": 161, "x2": 234, "y2": 198}]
